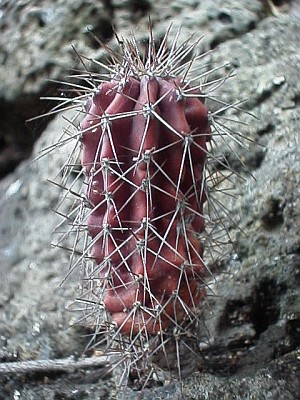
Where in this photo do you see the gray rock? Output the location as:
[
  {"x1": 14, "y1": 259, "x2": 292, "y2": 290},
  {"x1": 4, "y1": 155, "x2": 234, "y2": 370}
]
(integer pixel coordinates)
[
  {"x1": 0, "y1": 0, "x2": 113, "y2": 176},
  {"x1": 0, "y1": 0, "x2": 299, "y2": 399}
]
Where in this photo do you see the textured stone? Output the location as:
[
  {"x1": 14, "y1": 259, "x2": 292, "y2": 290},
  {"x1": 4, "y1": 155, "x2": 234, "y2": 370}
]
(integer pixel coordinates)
[{"x1": 0, "y1": 1, "x2": 299, "y2": 399}]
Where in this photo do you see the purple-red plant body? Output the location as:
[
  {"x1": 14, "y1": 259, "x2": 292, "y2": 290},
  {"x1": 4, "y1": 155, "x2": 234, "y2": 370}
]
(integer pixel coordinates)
[
  {"x1": 44, "y1": 24, "x2": 246, "y2": 387},
  {"x1": 81, "y1": 73, "x2": 211, "y2": 335}
]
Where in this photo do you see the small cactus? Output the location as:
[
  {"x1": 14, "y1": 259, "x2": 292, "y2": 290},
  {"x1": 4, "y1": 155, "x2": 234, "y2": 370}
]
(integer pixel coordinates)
[
  {"x1": 81, "y1": 74, "x2": 211, "y2": 337},
  {"x1": 43, "y1": 24, "x2": 247, "y2": 390}
]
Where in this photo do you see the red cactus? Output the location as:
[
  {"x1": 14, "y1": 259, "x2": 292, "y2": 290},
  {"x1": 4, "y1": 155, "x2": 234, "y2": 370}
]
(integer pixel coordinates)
[
  {"x1": 81, "y1": 67, "x2": 211, "y2": 335},
  {"x1": 43, "y1": 24, "x2": 245, "y2": 387}
]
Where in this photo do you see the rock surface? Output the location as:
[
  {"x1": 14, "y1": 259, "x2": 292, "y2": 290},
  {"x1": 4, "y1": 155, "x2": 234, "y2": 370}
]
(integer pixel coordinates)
[
  {"x1": 0, "y1": 0, "x2": 113, "y2": 177},
  {"x1": 0, "y1": 0, "x2": 300, "y2": 399}
]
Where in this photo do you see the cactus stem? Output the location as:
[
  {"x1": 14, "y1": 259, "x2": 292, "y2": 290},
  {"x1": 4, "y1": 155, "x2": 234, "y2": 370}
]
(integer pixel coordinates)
[{"x1": 35, "y1": 21, "x2": 256, "y2": 392}]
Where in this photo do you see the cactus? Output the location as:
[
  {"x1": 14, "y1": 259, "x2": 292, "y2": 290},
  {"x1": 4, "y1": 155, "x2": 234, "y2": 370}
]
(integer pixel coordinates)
[
  {"x1": 81, "y1": 73, "x2": 211, "y2": 335},
  {"x1": 42, "y1": 24, "x2": 247, "y2": 390}
]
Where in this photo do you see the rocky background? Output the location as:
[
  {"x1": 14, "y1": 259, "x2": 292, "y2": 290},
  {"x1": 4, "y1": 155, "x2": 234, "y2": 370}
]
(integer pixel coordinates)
[{"x1": 0, "y1": 0, "x2": 300, "y2": 399}]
